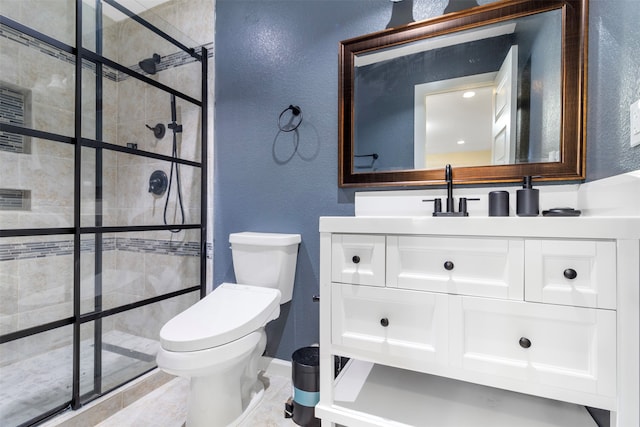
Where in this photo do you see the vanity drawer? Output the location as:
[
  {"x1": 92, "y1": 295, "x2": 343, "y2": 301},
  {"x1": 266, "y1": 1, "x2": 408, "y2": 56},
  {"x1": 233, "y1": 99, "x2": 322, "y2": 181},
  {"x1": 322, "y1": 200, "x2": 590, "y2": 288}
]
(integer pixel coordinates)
[
  {"x1": 387, "y1": 236, "x2": 524, "y2": 300},
  {"x1": 331, "y1": 283, "x2": 449, "y2": 370},
  {"x1": 525, "y1": 239, "x2": 616, "y2": 309},
  {"x1": 450, "y1": 296, "x2": 616, "y2": 399},
  {"x1": 331, "y1": 234, "x2": 386, "y2": 287}
]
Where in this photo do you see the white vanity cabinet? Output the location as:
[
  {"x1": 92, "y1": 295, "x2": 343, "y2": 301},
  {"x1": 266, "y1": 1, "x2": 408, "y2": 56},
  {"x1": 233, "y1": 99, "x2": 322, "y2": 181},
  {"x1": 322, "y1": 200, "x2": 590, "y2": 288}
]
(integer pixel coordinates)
[
  {"x1": 316, "y1": 217, "x2": 639, "y2": 427},
  {"x1": 387, "y1": 235, "x2": 524, "y2": 299},
  {"x1": 332, "y1": 283, "x2": 450, "y2": 372},
  {"x1": 449, "y1": 295, "x2": 616, "y2": 398},
  {"x1": 331, "y1": 234, "x2": 386, "y2": 287},
  {"x1": 524, "y1": 239, "x2": 617, "y2": 309}
]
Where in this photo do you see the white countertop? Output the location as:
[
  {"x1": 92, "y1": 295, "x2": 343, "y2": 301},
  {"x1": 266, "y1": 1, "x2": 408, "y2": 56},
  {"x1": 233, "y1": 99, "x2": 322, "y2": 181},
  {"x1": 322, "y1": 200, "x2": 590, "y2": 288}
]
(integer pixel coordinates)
[
  {"x1": 320, "y1": 215, "x2": 640, "y2": 239},
  {"x1": 325, "y1": 171, "x2": 640, "y2": 239}
]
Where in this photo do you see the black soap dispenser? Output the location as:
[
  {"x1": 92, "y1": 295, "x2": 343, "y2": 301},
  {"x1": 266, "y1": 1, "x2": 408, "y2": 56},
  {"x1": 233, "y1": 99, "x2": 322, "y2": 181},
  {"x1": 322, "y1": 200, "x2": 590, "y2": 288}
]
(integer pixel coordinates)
[{"x1": 516, "y1": 176, "x2": 539, "y2": 217}]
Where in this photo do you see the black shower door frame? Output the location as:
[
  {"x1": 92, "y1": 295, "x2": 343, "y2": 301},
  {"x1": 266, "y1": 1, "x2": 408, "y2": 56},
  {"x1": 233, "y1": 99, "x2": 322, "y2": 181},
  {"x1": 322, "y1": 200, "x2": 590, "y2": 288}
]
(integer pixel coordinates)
[{"x1": 0, "y1": 0, "x2": 208, "y2": 424}]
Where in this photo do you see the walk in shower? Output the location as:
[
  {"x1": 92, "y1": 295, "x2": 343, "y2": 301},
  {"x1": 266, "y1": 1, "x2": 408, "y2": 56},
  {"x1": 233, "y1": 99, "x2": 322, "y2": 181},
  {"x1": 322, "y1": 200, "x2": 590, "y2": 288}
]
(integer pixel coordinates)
[{"x1": 0, "y1": 1, "x2": 210, "y2": 425}]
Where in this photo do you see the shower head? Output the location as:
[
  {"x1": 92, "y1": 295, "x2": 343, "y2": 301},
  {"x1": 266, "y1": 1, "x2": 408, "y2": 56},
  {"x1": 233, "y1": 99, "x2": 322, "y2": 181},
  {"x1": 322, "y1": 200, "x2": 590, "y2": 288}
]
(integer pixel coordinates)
[{"x1": 139, "y1": 53, "x2": 161, "y2": 75}]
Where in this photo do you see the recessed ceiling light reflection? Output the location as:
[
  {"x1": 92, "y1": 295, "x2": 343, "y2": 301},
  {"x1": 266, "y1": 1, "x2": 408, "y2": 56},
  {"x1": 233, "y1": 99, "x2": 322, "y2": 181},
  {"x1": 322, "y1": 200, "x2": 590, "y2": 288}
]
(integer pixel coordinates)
[
  {"x1": 462, "y1": 91, "x2": 476, "y2": 98},
  {"x1": 457, "y1": 140, "x2": 465, "y2": 145}
]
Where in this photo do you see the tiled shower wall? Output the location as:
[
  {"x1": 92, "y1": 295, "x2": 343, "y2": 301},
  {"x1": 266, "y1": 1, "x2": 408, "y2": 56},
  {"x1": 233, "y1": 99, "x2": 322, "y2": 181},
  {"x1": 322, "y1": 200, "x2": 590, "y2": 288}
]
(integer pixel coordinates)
[
  {"x1": 0, "y1": 0, "x2": 77, "y2": 356},
  {"x1": 0, "y1": 0, "x2": 214, "y2": 364}
]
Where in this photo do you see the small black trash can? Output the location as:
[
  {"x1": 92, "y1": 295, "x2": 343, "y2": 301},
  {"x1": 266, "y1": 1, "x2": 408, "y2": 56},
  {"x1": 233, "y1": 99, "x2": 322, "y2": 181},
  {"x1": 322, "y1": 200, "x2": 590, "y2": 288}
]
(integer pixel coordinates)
[{"x1": 291, "y1": 346, "x2": 320, "y2": 427}]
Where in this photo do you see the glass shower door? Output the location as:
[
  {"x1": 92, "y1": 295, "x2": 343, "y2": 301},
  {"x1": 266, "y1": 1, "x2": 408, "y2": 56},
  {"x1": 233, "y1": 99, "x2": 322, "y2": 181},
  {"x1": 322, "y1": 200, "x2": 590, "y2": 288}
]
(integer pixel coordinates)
[{"x1": 0, "y1": 1, "x2": 208, "y2": 425}]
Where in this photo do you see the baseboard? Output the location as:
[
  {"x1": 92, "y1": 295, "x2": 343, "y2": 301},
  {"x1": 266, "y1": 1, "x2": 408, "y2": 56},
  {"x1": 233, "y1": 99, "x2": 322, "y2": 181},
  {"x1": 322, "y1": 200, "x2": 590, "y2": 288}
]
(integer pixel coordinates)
[{"x1": 260, "y1": 356, "x2": 292, "y2": 378}]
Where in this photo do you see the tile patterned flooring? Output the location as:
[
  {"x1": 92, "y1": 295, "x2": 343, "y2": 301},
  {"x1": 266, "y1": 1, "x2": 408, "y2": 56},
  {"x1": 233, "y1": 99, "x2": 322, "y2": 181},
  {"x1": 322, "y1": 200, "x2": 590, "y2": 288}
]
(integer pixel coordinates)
[
  {"x1": 37, "y1": 365, "x2": 296, "y2": 427},
  {"x1": 6, "y1": 329, "x2": 294, "y2": 427},
  {"x1": 95, "y1": 371, "x2": 295, "y2": 427},
  {"x1": 32, "y1": 360, "x2": 609, "y2": 427}
]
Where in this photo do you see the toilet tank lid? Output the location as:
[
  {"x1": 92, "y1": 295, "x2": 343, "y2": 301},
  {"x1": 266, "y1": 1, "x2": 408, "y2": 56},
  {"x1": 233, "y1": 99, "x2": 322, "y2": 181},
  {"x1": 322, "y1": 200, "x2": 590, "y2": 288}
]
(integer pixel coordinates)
[{"x1": 229, "y1": 232, "x2": 301, "y2": 246}]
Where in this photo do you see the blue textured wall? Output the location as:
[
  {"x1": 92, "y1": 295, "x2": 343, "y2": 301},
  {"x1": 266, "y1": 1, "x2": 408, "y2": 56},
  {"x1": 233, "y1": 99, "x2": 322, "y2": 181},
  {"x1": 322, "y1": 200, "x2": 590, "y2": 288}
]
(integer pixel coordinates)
[
  {"x1": 214, "y1": 0, "x2": 640, "y2": 361},
  {"x1": 587, "y1": 0, "x2": 640, "y2": 180}
]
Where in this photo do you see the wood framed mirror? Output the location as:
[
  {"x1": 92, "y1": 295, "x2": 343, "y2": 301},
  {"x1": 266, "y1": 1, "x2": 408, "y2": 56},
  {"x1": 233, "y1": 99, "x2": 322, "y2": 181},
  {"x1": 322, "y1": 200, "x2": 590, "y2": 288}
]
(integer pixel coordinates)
[{"x1": 339, "y1": 0, "x2": 587, "y2": 187}]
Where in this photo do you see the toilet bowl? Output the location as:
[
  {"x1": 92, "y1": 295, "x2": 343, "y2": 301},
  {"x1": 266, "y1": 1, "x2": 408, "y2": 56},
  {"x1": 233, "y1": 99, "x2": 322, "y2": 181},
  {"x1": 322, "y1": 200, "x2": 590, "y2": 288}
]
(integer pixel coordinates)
[{"x1": 156, "y1": 232, "x2": 301, "y2": 427}]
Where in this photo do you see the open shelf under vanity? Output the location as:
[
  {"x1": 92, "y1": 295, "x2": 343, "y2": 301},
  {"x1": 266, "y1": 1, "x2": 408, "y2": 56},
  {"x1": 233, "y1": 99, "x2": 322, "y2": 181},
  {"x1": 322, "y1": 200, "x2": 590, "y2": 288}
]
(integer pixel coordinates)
[{"x1": 318, "y1": 359, "x2": 597, "y2": 427}]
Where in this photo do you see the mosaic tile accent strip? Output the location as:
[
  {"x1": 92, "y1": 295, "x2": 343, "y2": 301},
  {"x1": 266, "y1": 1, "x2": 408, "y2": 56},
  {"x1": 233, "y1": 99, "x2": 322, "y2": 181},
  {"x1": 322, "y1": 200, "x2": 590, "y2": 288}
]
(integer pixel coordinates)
[
  {"x1": 0, "y1": 85, "x2": 29, "y2": 153},
  {"x1": 0, "y1": 22, "x2": 76, "y2": 64},
  {"x1": 82, "y1": 236, "x2": 117, "y2": 253},
  {"x1": 0, "y1": 239, "x2": 75, "y2": 261},
  {"x1": 116, "y1": 237, "x2": 200, "y2": 257},
  {"x1": 0, "y1": 189, "x2": 31, "y2": 211},
  {"x1": 0, "y1": 237, "x2": 200, "y2": 261},
  {"x1": 0, "y1": 22, "x2": 108, "y2": 82},
  {"x1": 122, "y1": 41, "x2": 213, "y2": 80},
  {"x1": 1, "y1": 22, "x2": 212, "y2": 84}
]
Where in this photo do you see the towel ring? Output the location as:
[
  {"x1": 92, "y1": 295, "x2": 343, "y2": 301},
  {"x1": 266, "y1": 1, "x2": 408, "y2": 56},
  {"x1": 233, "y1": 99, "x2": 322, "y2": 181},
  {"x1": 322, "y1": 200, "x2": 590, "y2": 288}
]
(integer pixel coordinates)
[{"x1": 278, "y1": 105, "x2": 303, "y2": 132}]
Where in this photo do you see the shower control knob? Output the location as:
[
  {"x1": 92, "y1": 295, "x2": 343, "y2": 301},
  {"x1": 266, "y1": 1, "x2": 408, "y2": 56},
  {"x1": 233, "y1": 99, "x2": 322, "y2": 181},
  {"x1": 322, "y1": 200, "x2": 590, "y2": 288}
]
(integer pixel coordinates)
[
  {"x1": 563, "y1": 268, "x2": 577, "y2": 280},
  {"x1": 519, "y1": 337, "x2": 532, "y2": 349},
  {"x1": 380, "y1": 318, "x2": 389, "y2": 327},
  {"x1": 352, "y1": 255, "x2": 361, "y2": 264},
  {"x1": 148, "y1": 170, "x2": 168, "y2": 196},
  {"x1": 145, "y1": 123, "x2": 166, "y2": 139},
  {"x1": 444, "y1": 261, "x2": 454, "y2": 271}
]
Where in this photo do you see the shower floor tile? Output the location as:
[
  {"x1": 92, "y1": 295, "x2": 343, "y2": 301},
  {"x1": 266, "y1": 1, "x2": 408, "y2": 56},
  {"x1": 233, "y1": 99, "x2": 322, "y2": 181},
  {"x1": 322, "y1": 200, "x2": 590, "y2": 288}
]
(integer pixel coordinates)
[{"x1": 0, "y1": 331, "x2": 159, "y2": 427}]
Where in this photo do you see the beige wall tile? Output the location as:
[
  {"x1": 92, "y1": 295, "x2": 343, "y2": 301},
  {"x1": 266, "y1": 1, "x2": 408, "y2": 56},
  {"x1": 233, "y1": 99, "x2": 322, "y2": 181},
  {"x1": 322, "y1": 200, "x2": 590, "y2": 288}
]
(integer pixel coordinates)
[{"x1": 20, "y1": 0, "x2": 75, "y2": 46}]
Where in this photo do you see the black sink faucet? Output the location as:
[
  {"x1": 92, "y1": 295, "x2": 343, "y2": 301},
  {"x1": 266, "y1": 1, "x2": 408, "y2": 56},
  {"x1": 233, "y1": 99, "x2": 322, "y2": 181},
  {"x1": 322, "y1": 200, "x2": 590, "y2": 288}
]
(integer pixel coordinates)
[
  {"x1": 445, "y1": 164, "x2": 454, "y2": 213},
  {"x1": 423, "y1": 164, "x2": 478, "y2": 216}
]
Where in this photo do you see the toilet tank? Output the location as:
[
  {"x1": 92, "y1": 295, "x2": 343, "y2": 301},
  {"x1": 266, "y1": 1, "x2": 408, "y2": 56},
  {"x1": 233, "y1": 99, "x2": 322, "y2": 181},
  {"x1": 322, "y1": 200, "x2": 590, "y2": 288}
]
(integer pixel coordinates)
[{"x1": 229, "y1": 232, "x2": 301, "y2": 304}]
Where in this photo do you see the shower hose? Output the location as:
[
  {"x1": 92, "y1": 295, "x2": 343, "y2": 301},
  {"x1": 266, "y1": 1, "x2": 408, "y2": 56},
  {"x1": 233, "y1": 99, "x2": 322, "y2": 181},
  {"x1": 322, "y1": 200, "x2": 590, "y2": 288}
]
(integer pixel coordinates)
[{"x1": 164, "y1": 94, "x2": 185, "y2": 233}]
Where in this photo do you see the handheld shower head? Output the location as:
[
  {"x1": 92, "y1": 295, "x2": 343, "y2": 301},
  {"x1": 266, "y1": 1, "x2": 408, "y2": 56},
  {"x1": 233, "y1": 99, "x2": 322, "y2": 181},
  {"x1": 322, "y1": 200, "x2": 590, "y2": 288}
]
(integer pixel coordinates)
[{"x1": 139, "y1": 53, "x2": 161, "y2": 75}]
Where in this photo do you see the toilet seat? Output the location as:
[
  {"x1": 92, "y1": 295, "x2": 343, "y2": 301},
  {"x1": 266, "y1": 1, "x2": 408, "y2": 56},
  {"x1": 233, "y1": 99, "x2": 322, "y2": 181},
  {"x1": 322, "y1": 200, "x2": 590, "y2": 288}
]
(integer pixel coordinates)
[{"x1": 159, "y1": 283, "x2": 281, "y2": 352}]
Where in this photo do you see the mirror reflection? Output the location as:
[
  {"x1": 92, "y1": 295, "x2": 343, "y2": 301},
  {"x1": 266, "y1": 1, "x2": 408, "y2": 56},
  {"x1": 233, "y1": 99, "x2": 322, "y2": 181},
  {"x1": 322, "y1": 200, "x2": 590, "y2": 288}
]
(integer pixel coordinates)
[{"x1": 353, "y1": 9, "x2": 561, "y2": 173}]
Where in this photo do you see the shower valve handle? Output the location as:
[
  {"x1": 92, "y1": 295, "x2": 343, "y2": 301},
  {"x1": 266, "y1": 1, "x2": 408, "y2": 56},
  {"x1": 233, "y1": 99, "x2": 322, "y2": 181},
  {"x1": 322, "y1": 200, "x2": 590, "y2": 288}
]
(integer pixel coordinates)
[
  {"x1": 149, "y1": 170, "x2": 168, "y2": 196},
  {"x1": 146, "y1": 123, "x2": 166, "y2": 139}
]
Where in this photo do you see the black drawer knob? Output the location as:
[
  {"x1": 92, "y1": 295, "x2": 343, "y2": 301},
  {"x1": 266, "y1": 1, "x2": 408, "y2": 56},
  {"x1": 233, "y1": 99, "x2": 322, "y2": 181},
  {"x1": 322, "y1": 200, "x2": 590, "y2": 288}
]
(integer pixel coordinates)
[
  {"x1": 352, "y1": 255, "x2": 360, "y2": 264},
  {"x1": 444, "y1": 261, "x2": 454, "y2": 271},
  {"x1": 519, "y1": 337, "x2": 532, "y2": 349},
  {"x1": 380, "y1": 318, "x2": 389, "y2": 327},
  {"x1": 563, "y1": 268, "x2": 577, "y2": 280}
]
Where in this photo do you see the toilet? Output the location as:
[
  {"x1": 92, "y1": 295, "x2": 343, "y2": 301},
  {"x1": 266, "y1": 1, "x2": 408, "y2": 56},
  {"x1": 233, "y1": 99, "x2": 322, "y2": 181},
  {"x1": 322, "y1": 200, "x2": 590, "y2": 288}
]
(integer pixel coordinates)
[{"x1": 156, "y1": 232, "x2": 301, "y2": 427}]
